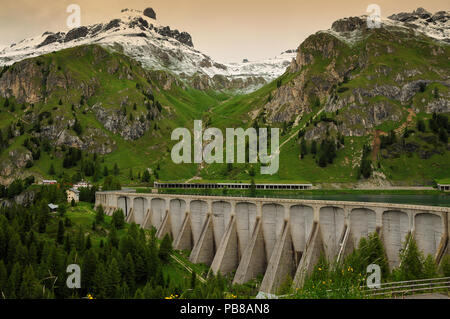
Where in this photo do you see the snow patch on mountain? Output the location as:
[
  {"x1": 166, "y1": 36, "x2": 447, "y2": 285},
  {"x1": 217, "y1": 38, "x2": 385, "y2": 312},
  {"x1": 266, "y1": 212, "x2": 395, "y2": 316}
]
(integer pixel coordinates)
[
  {"x1": 322, "y1": 8, "x2": 449, "y2": 46},
  {"x1": 0, "y1": 8, "x2": 295, "y2": 91}
]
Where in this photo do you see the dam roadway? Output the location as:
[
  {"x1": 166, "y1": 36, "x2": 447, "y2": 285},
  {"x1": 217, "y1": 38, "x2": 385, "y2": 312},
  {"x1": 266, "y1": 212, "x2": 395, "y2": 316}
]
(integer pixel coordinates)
[{"x1": 95, "y1": 191, "x2": 450, "y2": 294}]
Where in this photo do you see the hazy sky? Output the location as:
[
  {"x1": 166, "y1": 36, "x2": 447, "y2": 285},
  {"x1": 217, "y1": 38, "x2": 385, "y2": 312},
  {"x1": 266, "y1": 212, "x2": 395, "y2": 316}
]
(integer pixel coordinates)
[{"x1": 0, "y1": 0, "x2": 448, "y2": 62}]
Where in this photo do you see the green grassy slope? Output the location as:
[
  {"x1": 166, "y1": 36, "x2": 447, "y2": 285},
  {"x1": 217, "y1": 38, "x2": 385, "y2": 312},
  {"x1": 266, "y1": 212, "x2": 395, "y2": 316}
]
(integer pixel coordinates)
[{"x1": 0, "y1": 31, "x2": 449, "y2": 186}]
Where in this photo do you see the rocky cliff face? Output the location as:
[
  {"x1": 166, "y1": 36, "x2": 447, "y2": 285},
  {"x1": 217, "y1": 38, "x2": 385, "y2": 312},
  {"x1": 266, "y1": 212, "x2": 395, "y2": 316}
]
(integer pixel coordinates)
[
  {"x1": 0, "y1": 45, "x2": 164, "y2": 181},
  {"x1": 258, "y1": 8, "x2": 450, "y2": 140}
]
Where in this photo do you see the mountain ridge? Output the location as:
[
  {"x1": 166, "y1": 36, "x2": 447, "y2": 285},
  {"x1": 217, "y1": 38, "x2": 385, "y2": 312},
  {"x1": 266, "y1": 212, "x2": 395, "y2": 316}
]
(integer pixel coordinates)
[
  {"x1": 0, "y1": 7, "x2": 448, "y2": 187},
  {"x1": 0, "y1": 7, "x2": 296, "y2": 92}
]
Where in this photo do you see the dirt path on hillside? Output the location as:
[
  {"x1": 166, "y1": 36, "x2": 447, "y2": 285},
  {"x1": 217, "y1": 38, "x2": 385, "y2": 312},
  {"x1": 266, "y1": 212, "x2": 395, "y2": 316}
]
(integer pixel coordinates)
[
  {"x1": 395, "y1": 108, "x2": 416, "y2": 135},
  {"x1": 372, "y1": 130, "x2": 386, "y2": 162},
  {"x1": 372, "y1": 108, "x2": 416, "y2": 162}
]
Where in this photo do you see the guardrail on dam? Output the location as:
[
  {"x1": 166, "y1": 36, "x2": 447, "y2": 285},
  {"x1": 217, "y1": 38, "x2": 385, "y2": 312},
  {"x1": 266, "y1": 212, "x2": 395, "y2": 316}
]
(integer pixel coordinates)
[{"x1": 95, "y1": 191, "x2": 450, "y2": 294}]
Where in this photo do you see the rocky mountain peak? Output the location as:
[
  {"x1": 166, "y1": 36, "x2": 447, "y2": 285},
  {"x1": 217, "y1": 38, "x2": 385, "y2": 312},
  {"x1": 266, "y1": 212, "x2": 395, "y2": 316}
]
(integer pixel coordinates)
[
  {"x1": 325, "y1": 8, "x2": 450, "y2": 45},
  {"x1": 143, "y1": 7, "x2": 157, "y2": 20},
  {"x1": 331, "y1": 16, "x2": 367, "y2": 33},
  {"x1": 387, "y1": 7, "x2": 446, "y2": 22}
]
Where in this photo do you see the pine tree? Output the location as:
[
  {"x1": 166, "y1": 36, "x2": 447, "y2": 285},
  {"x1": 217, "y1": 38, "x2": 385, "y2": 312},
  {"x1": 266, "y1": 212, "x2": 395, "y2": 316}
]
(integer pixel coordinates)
[
  {"x1": 56, "y1": 220, "x2": 65, "y2": 244},
  {"x1": 112, "y1": 209, "x2": 125, "y2": 229},
  {"x1": 124, "y1": 253, "x2": 136, "y2": 292},
  {"x1": 19, "y1": 265, "x2": 41, "y2": 299},
  {"x1": 393, "y1": 235, "x2": 424, "y2": 281},
  {"x1": 191, "y1": 270, "x2": 197, "y2": 289},
  {"x1": 103, "y1": 166, "x2": 109, "y2": 177},
  {"x1": 422, "y1": 254, "x2": 438, "y2": 278},
  {"x1": 95, "y1": 205, "x2": 105, "y2": 224},
  {"x1": 441, "y1": 255, "x2": 450, "y2": 277},
  {"x1": 129, "y1": 168, "x2": 133, "y2": 180},
  {"x1": 113, "y1": 163, "x2": 119, "y2": 176},
  {"x1": 75, "y1": 226, "x2": 85, "y2": 251},
  {"x1": 142, "y1": 170, "x2": 151, "y2": 183},
  {"x1": 8, "y1": 262, "x2": 22, "y2": 298},
  {"x1": 93, "y1": 262, "x2": 107, "y2": 298},
  {"x1": 250, "y1": 178, "x2": 256, "y2": 197},
  {"x1": 0, "y1": 260, "x2": 7, "y2": 296},
  {"x1": 107, "y1": 258, "x2": 121, "y2": 298},
  {"x1": 311, "y1": 141, "x2": 317, "y2": 155},
  {"x1": 417, "y1": 118, "x2": 426, "y2": 132},
  {"x1": 438, "y1": 128, "x2": 448, "y2": 143},
  {"x1": 300, "y1": 139, "x2": 308, "y2": 159},
  {"x1": 85, "y1": 235, "x2": 92, "y2": 250},
  {"x1": 158, "y1": 234, "x2": 172, "y2": 264},
  {"x1": 108, "y1": 227, "x2": 119, "y2": 248},
  {"x1": 73, "y1": 118, "x2": 82, "y2": 135},
  {"x1": 81, "y1": 250, "x2": 98, "y2": 294}
]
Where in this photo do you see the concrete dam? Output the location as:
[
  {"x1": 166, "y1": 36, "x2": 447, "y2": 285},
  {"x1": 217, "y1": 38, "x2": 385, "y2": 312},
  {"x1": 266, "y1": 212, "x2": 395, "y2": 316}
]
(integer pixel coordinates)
[{"x1": 95, "y1": 192, "x2": 450, "y2": 294}]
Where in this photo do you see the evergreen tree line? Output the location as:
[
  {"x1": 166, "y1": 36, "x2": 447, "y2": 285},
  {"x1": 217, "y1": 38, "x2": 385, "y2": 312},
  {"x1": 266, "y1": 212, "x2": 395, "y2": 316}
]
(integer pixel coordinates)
[
  {"x1": 0, "y1": 198, "x2": 256, "y2": 299},
  {"x1": 0, "y1": 199, "x2": 178, "y2": 299},
  {"x1": 357, "y1": 144, "x2": 373, "y2": 179},
  {"x1": 298, "y1": 133, "x2": 344, "y2": 168},
  {"x1": 0, "y1": 177, "x2": 35, "y2": 200}
]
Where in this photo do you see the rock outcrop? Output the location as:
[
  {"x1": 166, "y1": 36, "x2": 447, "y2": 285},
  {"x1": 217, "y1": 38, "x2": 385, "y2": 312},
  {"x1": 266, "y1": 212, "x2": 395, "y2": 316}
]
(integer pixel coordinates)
[{"x1": 143, "y1": 7, "x2": 156, "y2": 20}]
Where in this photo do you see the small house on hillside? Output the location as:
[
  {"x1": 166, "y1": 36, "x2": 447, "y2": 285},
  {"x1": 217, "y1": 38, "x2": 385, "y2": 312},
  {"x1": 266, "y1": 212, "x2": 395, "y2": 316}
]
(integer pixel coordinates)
[
  {"x1": 67, "y1": 188, "x2": 80, "y2": 203},
  {"x1": 42, "y1": 180, "x2": 57, "y2": 185},
  {"x1": 48, "y1": 204, "x2": 59, "y2": 211}
]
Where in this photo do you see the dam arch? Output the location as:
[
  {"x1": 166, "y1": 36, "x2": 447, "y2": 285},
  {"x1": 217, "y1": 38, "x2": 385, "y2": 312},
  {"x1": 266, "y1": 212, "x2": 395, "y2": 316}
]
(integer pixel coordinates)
[
  {"x1": 414, "y1": 213, "x2": 443, "y2": 258},
  {"x1": 319, "y1": 206, "x2": 345, "y2": 261},
  {"x1": 350, "y1": 208, "x2": 377, "y2": 248},
  {"x1": 133, "y1": 197, "x2": 147, "y2": 226},
  {"x1": 382, "y1": 210, "x2": 410, "y2": 269},
  {"x1": 262, "y1": 203, "x2": 285, "y2": 261},
  {"x1": 289, "y1": 205, "x2": 314, "y2": 256},
  {"x1": 235, "y1": 202, "x2": 257, "y2": 255},
  {"x1": 117, "y1": 197, "x2": 130, "y2": 216},
  {"x1": 212, "y1": 201, "x2": 232, "y2": 248},
  {"x1": 151, "y1": 198, "x2": 166, "y2": 230},
  {"x1": 190, "y1": 200, "x2": 208, "y2": 245},
  {"x1": 170, "y1": 199, "x2": 187, "y2": 240}
]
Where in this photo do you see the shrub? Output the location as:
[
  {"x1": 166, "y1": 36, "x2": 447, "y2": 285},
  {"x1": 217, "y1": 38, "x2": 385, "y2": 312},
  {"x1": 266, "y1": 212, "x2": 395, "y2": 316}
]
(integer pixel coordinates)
[{"x1": 112, "y1": 209, "x2": 125, "y2": 229}]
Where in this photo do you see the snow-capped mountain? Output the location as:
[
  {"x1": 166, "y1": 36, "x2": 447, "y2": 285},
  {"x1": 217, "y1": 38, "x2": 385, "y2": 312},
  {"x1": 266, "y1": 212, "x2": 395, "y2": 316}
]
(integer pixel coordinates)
[
  {"x1": 0, "y1": 8, "x2": 295, "y2": 91},
  {"x1": 324, "y1": 8, "x2": 449, "y2": 45}
]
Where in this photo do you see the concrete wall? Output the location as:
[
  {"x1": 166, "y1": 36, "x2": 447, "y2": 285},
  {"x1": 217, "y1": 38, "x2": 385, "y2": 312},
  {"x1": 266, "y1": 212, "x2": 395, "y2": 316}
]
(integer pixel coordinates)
[
  {"x1": 212, "y1": 201, "x2": 232, "y2": 248},
  {"x1": 289, "y1": 205, "x2": 314, "y2": 268},
  {"x1": 262, "y1": 203, "x2": 285, "y2": 262},
  {"x1": 350, "y1": 208, "x2": 376, "y2": 248},
  {"x1": 133, "y1": 197, "x2": 147, "y2": 226},
  {"x1": 95, "y1": 192, "x2": 449, "y2": 294},
  {"x1": 414, "y1": 213, "x2": 443, "y2": 258},
  {"x1": 151, "y1": 198, "x2": 166, "y2": 231},
  {"x1": 235, "y1": 202, "x2": 257, "y2": 256},
  {"x1": 382, "y1": 210, "x2": 410, "y2": 269},
  {"x1": 170, "y1": 199, "x2": 186, "y2": 240},
  {"x1": 190, "y1": 200, "x2": 208, "y2": 246},
  {"x1": 319, "y1": 206, "x2": 345, "y2": 261}
]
